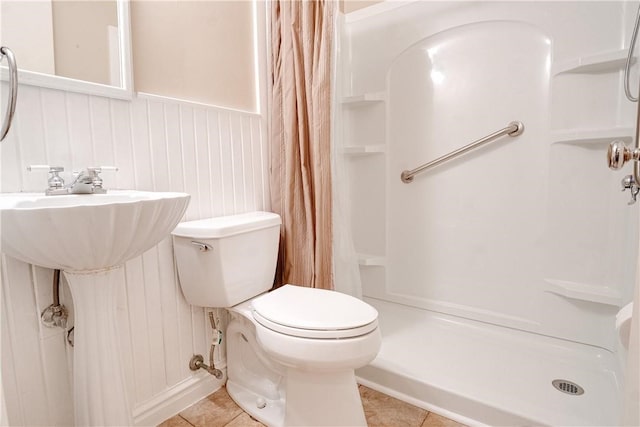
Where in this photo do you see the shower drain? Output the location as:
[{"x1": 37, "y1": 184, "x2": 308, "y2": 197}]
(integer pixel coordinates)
[{"x1": 552, "y1": 379, "x2": 584, "y2": 395}]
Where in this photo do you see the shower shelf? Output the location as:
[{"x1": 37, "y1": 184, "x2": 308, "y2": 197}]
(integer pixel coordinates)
[
  {"x1": 341, "y1": 92, "x2": 386, "y2": 107},
  {"x1": 357, "y1": 254, "x2": 386, "y2": 266},
  {"x1": 544, "y1": 279, "x2": 622, "y2": 307},
  {"x1": 550, "y1": 127, "x2": 634, "y2": 145},
  {"x1": 552, "y1": 48, "x2": 632, "y2": 75},
  {"x1": 343, "y1": 144, "x2": 386, "y2": 155}
]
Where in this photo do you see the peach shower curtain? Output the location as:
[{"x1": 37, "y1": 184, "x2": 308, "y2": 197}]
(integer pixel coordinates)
[{"x1": 269, "y1": 0, "x2": 335, "y2": 290}]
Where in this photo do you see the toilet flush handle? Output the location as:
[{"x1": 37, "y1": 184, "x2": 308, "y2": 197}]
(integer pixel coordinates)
[{"x1": 191, "y1": 241, "x2": 213, "y2": 252}]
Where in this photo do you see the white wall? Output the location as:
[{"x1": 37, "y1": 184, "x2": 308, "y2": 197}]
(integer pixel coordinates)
[
  {"x1": 340, "y1": 1, "x2": 638, "y2": 351},
  {"x1": 131, "y1": 1, "x2": 257, "y2": 112},
  {"x1": 0, "y1": 83, "x2": 269, "y2": 426}
]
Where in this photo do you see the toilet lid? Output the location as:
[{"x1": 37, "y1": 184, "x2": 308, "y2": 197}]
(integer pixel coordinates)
[{"x1": 251, "y1": 284, "x2": 378, "y2": 339}]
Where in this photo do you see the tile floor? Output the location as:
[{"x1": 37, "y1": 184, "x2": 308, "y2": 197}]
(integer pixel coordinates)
[{"x1": 159, "y1": 385, "x2": 466, "y2": 427}]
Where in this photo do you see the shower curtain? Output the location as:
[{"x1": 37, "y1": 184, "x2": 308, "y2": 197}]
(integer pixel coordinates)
[{"x1": 269, "y1": 0, "x2": 336, "y2": 290}]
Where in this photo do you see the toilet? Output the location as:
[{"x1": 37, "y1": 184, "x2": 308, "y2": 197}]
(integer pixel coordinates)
[{"x1": 171, "y1": 211, "x2": 381, "y2": 427}]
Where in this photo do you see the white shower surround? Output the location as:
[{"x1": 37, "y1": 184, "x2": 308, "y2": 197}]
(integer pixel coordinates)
[{"x1": 339, "y1": 1, "x2": 639, "y2": 425}]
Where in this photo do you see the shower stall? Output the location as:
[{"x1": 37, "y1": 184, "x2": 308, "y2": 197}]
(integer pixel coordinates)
[{"x1": 335, "y1": 2, "x2": 638, "y2": 425}]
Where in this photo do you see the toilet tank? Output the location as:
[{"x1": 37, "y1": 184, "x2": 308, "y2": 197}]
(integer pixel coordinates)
[{"x1": 171, "y1": 212, "x2": 281, "y2": 307}]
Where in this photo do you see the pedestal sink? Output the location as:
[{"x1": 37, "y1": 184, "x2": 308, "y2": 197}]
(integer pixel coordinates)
[{"x1": 0, "y1": 190, "x2": 190, "y2": 426}]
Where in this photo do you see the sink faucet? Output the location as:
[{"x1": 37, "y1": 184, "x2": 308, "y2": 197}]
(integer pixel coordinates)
[
  {"x1": 27, "y1": 165, "x2": 118, "y2": 195},
  {"x1": 68, "y1": 167, "x2": 106, "y2": 194}
]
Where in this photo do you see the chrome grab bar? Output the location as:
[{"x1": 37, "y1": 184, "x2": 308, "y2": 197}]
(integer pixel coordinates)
[
  {"x1": 400, "y1": 121, "x2": 525, "y2": 183},
  {"x1": 0, "y1": 46, "x2": 18, "y2": 142}
]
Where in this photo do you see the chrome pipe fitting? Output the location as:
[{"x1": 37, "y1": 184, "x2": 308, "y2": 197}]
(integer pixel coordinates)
[
  {"x1": 41, "y1": 269, "x2": 68, "y2": 328},
  {"x1": 189, "y1": 354, "x2": 223, "y2": 379}
]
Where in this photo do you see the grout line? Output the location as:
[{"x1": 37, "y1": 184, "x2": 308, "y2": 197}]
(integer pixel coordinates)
[
  {"x1": 179, "y1": 414, "x2": 196, "y2": 427},
  {"x1": 419, "y1": 410, "x2": 430, "y2": 427},
  {"x1": 223, "y1": 412, "x2": 245, "y2": 427}
]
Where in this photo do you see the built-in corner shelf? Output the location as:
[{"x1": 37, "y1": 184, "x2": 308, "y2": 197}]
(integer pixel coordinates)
[
  {"x1": 544, "y1": 278, "x2": 622, "y2": 307},
  {"x1": 357, "y1": 254, "x2": 386, "y2": 267},
  {"x1": 341, "y1": 91, "x2": 386, "y2": 107},
  {"x1": 552, "y1": 48, "x2": 633, "y2": 75},
  {"x1": 550, "y1": 127, "x2": 634, "y2": 145},
  {"x1": 343, "y1": 144, "x2": 386, "y2": 155}
]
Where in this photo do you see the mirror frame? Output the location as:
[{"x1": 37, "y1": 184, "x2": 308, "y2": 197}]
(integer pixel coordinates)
[{"x1": 1, "y1": 0, "x2": 133, "y2": 100}]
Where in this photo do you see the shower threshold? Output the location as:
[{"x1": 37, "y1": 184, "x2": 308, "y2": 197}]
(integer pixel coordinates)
[{"x1": 356, "y1": 297, "x2": 622, "y2": 426}]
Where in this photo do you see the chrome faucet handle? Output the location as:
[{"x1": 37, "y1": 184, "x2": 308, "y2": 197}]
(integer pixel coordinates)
[
  {"x1": 87, "y1": 168, "x2": 105, "y2": 193},
  {"x1": 27, "y1": 164, "x2": 64, "y2": 174},
  {"x1": 86, "y1": 166, "x2": 118, "y2": 193},
  {"x1": 27, "y1": 165, "x2": 66, "y2": 194},
  {"x1": 82, "y1": 166, "x2": 119, "y2": 176},
  {"x1": 608, "y1": 140, "x2": 640, "y2": 170},
  {"x1": 95, "y1": 166, "x2": 118, "y2": 172}
]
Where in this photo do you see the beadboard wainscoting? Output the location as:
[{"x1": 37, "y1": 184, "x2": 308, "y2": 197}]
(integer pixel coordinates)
[{"x1": 0, "y1": 82, "x2": 269, "y2": 426}]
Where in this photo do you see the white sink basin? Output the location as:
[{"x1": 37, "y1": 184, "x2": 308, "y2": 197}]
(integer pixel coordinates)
[{"x1": 0, "y1": 190, "x2": 190, "y2": 271}]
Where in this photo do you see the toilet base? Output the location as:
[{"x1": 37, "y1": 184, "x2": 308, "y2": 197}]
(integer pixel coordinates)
[
  {"x1": 227, "y1": 380, "x2": 285, "y2": 427},
  {"x1": 284, "y1": 369, "x2": 366, "y2": 427},
  {"x1": 226, "y1": 301, "x2": 370, "y2": 427},
  {"x1": 228, "y1": 370, "x2": 367, "y2": 427}
]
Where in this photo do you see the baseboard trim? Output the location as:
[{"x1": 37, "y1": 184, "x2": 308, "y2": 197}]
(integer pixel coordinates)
[{"x1": 133, "y1": 371, "x2": 224, "y2": 426}]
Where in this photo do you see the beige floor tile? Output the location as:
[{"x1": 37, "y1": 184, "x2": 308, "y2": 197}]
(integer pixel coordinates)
[
  {"x1": 421, "y1": 412, "x2": 467, "y2": 427},
  {"x1": 224, "y1": 412, "x2": 267, "y2": 427},
  {"x1": 162, "y1": 384, "x2": 465, "y2": 427},
  {"x1": 157, "y1": 414, "x2": 194, "y2": 427},
  {"x1": 180, "y1": 387, "x2": 243, "y2": 427},
  {"x1": 360, "y1": 385, "x2": 428, "y2": 427}
]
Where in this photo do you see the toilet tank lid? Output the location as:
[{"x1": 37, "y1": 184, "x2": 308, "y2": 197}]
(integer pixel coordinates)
[{"x1": 172, "y1": 211, "x2": 281, "y2": 239}]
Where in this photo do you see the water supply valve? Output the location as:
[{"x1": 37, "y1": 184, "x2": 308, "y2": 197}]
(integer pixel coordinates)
[
  {"x1": 41, "y1": 303, "x2": 68, "y2": 328},
  {"x1": 621, "y1": 175, "x2": 640, "y2": 205},
  {"x1": 188, "y1": 310, "x2": 224, "y2": 379},
  {"x1": 189, "y1": 354, "x2": 224, "y2": 379}
]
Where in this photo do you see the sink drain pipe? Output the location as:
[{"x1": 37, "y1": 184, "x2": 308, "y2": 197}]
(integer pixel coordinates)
[{"x1": 41, "y1": 269, "x2": 68, "y2": 329}]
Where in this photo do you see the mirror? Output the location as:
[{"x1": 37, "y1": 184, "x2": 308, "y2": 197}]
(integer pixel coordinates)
[{"x1": 0, "y1": 0, "x2": 132, "y2": 99}]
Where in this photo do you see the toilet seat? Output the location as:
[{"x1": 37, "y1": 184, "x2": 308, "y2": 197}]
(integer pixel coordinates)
[{"x1": 251, "y1": 284, "x2": 379, "y2": 339}]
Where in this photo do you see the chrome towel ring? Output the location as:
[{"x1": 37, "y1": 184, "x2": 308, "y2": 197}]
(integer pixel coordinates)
[{"x1": 0, "y1": 46, "x2": 18, "y2": 142}]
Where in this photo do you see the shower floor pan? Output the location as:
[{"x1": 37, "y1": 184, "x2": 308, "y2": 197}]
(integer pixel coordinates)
[{"x1": 356, "y1": 297, "x2": 622, "y2": 426}]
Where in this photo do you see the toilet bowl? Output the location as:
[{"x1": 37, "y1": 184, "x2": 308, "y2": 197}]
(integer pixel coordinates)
[{"x1": 171, "y1": 212, "x2": 381, "y2": 427}]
